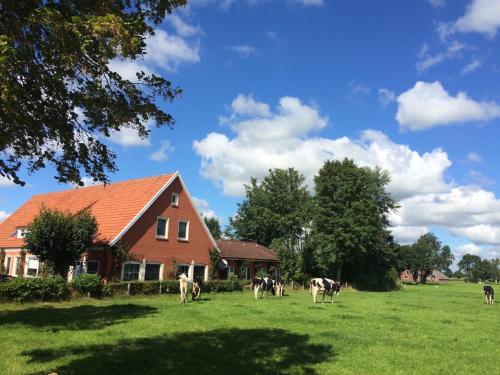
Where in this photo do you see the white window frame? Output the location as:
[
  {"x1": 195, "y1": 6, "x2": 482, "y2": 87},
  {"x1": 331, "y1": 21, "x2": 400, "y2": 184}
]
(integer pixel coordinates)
[
  {"x1": 172, "y1": 192, "x2": 179, "y2": 207},
  {"x1": 16, "y1": 227, "x2": 29, "y2": 239},
  {"x1": 121, "y1": 261, "x2": 141, "y2": 281},
  {"x1": 178, "y1": 220, "x2": 190, "y2": 241},
  {"x1": 4, "y1": 256, "x2": 12, "y2": 275},
  {"x1": 156, "y1": 216, "x2": 169, "y2": 239},
  {"x1": 26, "y1": 256, "x2": 39, "y2": 277},
  {"x1": 144, "y1": 262, "x2": 162, "y2": 281},
  {"x1": 228, "y1": 266, "x2": 235, "y2": 275},
  {"x1": 13, "y1": 256, "x2": 21, "y2": 276},
  {"x1": 86, "y1": 260, "x2": 99, "y2": 274}
]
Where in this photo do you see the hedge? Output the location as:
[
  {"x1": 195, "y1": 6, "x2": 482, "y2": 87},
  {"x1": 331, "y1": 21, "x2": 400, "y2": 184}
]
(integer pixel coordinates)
[
  {"x1": 0, "y1": 278, "x2": 250, "y2": 302},
  {"x1": 0, "y1": 276, "x2": 69, "y2": 303},
  {"x1": 103, "y1": 279, "x2": 249, "y2": 296}
]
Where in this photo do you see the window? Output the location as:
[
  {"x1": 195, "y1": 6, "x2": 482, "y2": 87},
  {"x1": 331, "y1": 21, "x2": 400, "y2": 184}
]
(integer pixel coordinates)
[
  {"x1": 156, "y1": 217, "x2": 169, "y2": 239},
  {"x1": 13, "y1": 257, "x2": 20, "y2": 276},
  {"x1": 123, "y1": 263, "x2": 140, "y2": 281},
  {"x1": 194, "y1": 265, "x2": 205, "y2": 281},
  {"x1": 245, "y1": 267, "x2": 251, "y2": 280},
  {"x1": 177, "y1": 265, "x2": 189, "y2": 277},
  {"x1": 16, "y1": 227, "x2": 29, "y2": 239},
  {"x1": 145, "y1": 264, "x2": 161, "y2": 281},
  {"x1": 87, "y1": 261, "x2": 99, "y2": 274},
  {"x1": 172, "y1": 193, "x2": 179, "y2": 206},
  {"x1": 4, "y1": 256, "x2": 11, "y2": 275},
  {"x1": 27, "y1": 257, "x2": 39, "y2": 277},
  {"x1": 228, "y1": 266, "x2": 235, "y2": 275},
  {"x1": 178, "y1": 220, "x2": 189, "y2": 241}
]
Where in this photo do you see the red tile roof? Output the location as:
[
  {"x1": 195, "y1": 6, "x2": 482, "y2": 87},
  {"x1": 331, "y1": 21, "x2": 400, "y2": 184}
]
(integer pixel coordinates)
[
  {"x1": 216, "y1": 240, "x2": 279, "y2": 262},
  {"x1": 0, "y1": 173, "x2": 176, "y2": 248}
]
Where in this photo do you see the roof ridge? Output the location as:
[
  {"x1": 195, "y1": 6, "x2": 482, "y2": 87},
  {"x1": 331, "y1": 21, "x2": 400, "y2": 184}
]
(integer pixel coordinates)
[{"x1": 29, "y1": 173, "x2": 176, "y2": 198}]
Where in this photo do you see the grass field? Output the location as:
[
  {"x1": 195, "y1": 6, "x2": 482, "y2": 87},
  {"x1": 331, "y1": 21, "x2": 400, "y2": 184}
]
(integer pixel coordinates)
[{"x1": 0, "y1": 282, "x2": 498, "y2": 374}]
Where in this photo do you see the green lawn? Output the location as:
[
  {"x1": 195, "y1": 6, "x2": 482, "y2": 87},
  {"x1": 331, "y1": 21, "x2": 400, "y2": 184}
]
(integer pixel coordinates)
[{"x1": 0, "y1": 282, "x2": 498, "y2": 374}]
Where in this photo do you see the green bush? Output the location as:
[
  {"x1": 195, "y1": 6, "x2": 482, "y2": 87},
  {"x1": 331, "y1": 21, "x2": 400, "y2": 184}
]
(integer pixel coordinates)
[
  {"x1": 72, "y1": 274, "x2": 103, "y2": 297},
  {"x1": 0, "y1": 276, "x2": 68, "y2": 303},
  {"x1": 102, "y1": 279, "x2": 249, "y2": 297}
]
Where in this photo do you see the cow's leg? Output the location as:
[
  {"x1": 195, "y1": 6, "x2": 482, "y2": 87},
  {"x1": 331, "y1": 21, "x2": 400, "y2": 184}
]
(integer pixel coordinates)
[
  {"x1": 321, "y1": 291, "x2": 325, "y2": 303},
  {"x1": 254, "y1": 285, "x2": 259, "y2": 299},
  {"x1": 331, "y1": 291, "x2": 334, "y2": 304},
  {"x1": 312, "y1": 288, "x2": 317, "y2": 303}
]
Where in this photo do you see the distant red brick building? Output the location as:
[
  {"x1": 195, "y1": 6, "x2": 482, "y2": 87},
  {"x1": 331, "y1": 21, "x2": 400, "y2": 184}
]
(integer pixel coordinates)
[
  {"x1": 216, "y1": 240, "x2": 280, "y2": 280},
  {"x1": 0, "y1": 173, "x2": 217, "y2": 282},
  {"x1": 400, "y1": 269, "x2": 450, "y2": 284}
]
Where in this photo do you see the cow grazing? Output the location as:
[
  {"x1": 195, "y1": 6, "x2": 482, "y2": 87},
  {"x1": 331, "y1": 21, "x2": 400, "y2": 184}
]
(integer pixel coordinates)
[
  {"x1": 192, "y1": 276, "x2": 203, "y2": 301},
  {"x1": 310, "y1": 277, "x2": 340, "y2": 304},
  {"x1": 179, "y1": 273, "x2": 189, "y2": 304},
  {"x1": 251, "y1": 277, "x2": 275, "y2": 299},
  {"x1": 274, "y1": 279, "x2": 285, "y2": 297},
  {"x1": 484, "y1": 285, "x2": 494, "y2": 305}
]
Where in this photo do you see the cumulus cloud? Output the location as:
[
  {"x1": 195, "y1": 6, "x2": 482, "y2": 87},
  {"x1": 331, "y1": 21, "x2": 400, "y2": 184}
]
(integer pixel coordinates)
[
  {"x1": 149, "y1": 141, "x2": 174, "y2": 162},
  {"x1": 109, "y1": 17, "x2": 201, "y2": 78},
  {"x1": 456, "y1": 243, "x2": 482, "y2": 255},
  {"x1": 195, "y1": 94, "x2": 500, "y2": 247},
  {"x1": 446, "y1": 0, "x2": 500, "y2": 38},
  {"x1": 0, "y1": 175, "x2": 16, "y2": 187},
  {"x1": 108, "y1": 120, "x2": 153, "y2": 147},
  {"x1": 194, "y1": 95, "x2": 450, "y2": 200},
  {"x1": 396, "y1": 81, "x2": 500, "y2": 131},
  {"x1": 426, "y1": 0, "x2": 446, "y2": 7},
  {"x1": 192, "y1": 197, "x2": 220, "y2": 221},
  {"x1": 0, "y1": 210, "x2": 10, "y2": 222}
]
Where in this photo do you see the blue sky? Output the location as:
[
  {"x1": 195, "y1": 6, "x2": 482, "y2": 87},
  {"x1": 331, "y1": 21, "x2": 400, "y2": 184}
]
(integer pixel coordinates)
[{"x1": 2, "y1": 0, "x2": 500, "y2": 263}]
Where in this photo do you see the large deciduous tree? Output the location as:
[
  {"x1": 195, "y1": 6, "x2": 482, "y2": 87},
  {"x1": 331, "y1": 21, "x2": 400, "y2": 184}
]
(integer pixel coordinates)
[
  {"x1": 311, "y1": 159, "x2": 398, "y2": 288},
  {"x1": 228, "y1": 168, "x2": 313, "y2": 281},
  {"x1": 204, "y1": 216, "x2": 222, "y2": 240},
  {"x1": 0, "y1": 1, "x2": 186, "y2": 186},
  {"x1": 23, "y1": 207, "x2": 98, "y2": 278}
]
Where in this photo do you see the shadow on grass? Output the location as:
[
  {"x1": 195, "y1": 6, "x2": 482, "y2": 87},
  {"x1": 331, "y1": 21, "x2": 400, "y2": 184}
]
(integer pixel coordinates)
[
  {"x1": 0, "y1": 304, "x2": 157, "y2": 331},
  {"x1": 24, "y1": 328, "x2": 334, "y2": 375}
]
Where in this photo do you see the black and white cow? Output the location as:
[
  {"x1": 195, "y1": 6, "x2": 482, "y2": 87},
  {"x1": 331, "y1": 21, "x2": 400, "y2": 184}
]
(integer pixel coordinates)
[
  {"x1": 274, "y1": 279, "x2": 285, "y2": 297},
  {"x1": 484, "y1": 285, "x2": 494, "y2": 305},
  {"x1": 192, "y1": 276, "x2": 203, "y2": 301},
  {"x1": 310, "y1": 277, "x2": 340, "y2": 304},
  {"x1": 251, "y1": 277, "x2": 275, "y2": 299}
]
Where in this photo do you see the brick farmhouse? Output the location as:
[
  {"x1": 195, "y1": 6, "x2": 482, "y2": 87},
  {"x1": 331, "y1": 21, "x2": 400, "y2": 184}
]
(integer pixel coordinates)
[{"x1": 0, "y1": 172, "x2": 221, "y2": 282}]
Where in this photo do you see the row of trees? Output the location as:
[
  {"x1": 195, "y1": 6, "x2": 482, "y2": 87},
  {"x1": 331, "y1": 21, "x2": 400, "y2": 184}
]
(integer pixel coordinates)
[
  {"x1": 456, "y1": 254, "x2": 499, "y2": 282},
  {"x1": 204, "y1": 159, "x2": 476, "y2": 289},
  {"x1": 220, "y1": 160, "x2": 401, "y2": 290}
]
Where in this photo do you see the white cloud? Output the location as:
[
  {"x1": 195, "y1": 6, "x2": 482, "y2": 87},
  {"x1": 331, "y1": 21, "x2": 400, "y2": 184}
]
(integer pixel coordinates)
[
  {"x1": 378, "y1": 88, "x2": 396, "y2": 108},
  {"x1": 0, "y1": 175, "x2": 16, "y2": 187},
  {"x1": 194, "y1": 95, "x2": 450, "y2": 200},
  {"x1": 229, "y1": 45, "x2": 259, "y2": 58},
  {"x1": 416, "y1": 41, "x2": 465, "y2": 73},
  {"x1": 196, "y1": 94, "x2": 500, "y2": 248},
  {"x1": 456, "y1": 243, "x2": 482, "y2": 255},
  {"x1": 453, "y1": 0, "x2": 500, "y2": 37},
  {"x1": 396, "y1": 81, "x2": 500, "y2": 131},
  {"x1": 426, "y1": 0, "x2": 446, "y2": 7},
  {"x1": 0, "y1": 210, "x2": 10, "y2": 222},
  {"x1": 192, "y1": 197, "x2": 220, "y2": 221},
  {"x1": 149, "y1": 141, "x2": 174, "y2": 162},
  {"x1": 109, "y1": 18, "x2": 201, "y2": 77},
  {"x1": 108, "y1": 120, "x2": 153, "y2": 147},
  {"x1": 168, "y1": 15, "x2": 202, "y2": 37},
  {"x1": 468, "y1": 170, "x2": 493, "y2": 187},
  {"x1": 461, "y1": 59, "x2": 482, "y2": 75},
  {"x1": 467, "y1": 152, "x2": 482, "y2": 162},
  {"x1": 390, "y1": 225, "x2": 429, "y2": 244},
  {"x1": 347, "y1": 82, "x2": 371, "y2": 98},
  {"x1": 291, "y1": 0, "x2": 324, "y2": 6},
  {"x1": 230, "y1": 94, "x2": 272, "y2": 118}
]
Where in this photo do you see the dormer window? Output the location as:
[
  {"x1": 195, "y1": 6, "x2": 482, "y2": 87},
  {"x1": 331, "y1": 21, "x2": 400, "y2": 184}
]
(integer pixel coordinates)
[
  {"x1": 172, "y1": 193, "x2": 179, "y2": 206},
  {"x1": 16, "y1": 227, "x2": 29, "y2": 239}
]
